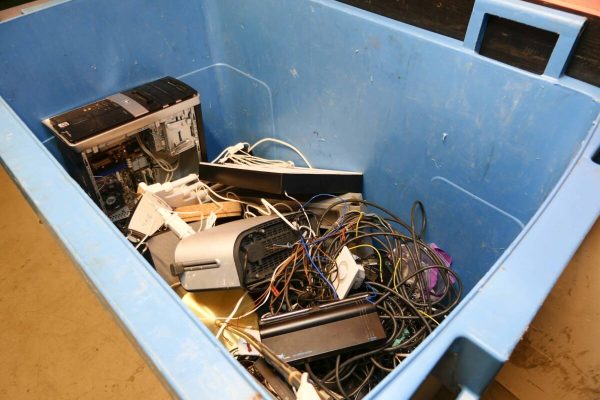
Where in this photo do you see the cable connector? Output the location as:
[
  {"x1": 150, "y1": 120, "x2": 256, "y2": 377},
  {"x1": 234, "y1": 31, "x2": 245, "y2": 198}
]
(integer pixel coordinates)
[
  {"x1": 138, "y1": 173, "x2": 208, "y2": 208},
  {"x1": 333, "y1": 246, "x2": 365, "y2": 299},
  {"x1": 217, "y1": 142, "x2": 248, "y2": 163},
  {"x1": 156, "y1": 207, "x2": 195, "y2": 239}
]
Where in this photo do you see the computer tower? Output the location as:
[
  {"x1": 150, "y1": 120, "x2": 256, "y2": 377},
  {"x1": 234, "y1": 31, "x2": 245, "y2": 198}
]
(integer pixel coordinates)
[{"x1": 43, "y1": 76, "x2": 206, "y2": 230}]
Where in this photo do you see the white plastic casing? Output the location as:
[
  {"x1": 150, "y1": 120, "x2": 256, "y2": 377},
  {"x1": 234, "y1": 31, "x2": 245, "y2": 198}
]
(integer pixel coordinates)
[
  {"x1": 333, "y1": 246, "x2": 365, "y2": 299},
  {"x1": 138, "y1": 173, "x2": 207, "y2": 208}
]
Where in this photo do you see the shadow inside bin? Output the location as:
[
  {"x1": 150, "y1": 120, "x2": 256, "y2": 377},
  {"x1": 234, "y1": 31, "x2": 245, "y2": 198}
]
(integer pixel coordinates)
[
  {"x1": 412, "y1": 336, "x2": 503, "y2": 399},
  {"x1": 177, "y1": 63, "x2": 277, "y2": 163}
]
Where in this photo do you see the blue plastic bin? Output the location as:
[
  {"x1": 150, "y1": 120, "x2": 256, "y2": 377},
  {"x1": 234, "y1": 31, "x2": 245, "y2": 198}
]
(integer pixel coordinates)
[{"x1": 0, "y1": 0, "x2": 598, "y2": 398}]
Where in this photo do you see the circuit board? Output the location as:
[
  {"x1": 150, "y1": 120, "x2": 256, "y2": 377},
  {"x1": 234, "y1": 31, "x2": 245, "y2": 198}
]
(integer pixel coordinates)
[{"x1": 81, "y1": 106, "x2": 202, "y2": 231}]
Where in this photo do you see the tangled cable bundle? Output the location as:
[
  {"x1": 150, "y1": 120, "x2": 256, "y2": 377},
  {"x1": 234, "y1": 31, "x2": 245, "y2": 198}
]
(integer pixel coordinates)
[{"x1": 232, "y1": 197, "x2": 462, "y2": 399}]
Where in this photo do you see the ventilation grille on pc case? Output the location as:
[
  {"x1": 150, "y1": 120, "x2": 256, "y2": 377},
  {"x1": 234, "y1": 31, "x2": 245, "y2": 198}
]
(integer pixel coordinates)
[{"x1": 239, "y1": 219, "x2": 298, "y2": 286}]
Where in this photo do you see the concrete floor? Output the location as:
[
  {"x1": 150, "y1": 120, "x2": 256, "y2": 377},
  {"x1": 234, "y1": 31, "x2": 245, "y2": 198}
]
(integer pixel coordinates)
[
  {"x1": 493, "y1": 219, "x2": 600, "y2": 399},
  {"x1": 0, "y1": 162, "x2": 598, "y2": 399},
  {"x1": 0, "y1": 167, "x2": 168, "y2": 399}
]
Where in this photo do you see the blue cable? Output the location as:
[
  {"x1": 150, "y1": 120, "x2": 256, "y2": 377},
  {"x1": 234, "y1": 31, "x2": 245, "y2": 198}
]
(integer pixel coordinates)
[
  {"x1": 300, "y1": 193, "x2": 351, "y2": 244},
  {"x1": 299, "y1": 235, "x2": 339, "y2": 300},
  {"x1": 364, "y1": 282, "x2": 378, "y2": 303},
  {"x1": 302, "y1": 193, "x2": 339, "y2": 207}
]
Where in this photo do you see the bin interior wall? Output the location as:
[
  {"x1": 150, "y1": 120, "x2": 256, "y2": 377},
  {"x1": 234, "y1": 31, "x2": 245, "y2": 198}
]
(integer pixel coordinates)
[{"x1": 0, "y1": 0, "x2": 598, "y2": 295}]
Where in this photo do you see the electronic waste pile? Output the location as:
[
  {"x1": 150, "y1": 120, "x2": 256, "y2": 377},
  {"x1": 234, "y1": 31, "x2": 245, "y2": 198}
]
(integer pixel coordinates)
[{"x1": 44, "y1": 76, "x2": 462, "y2": 400}]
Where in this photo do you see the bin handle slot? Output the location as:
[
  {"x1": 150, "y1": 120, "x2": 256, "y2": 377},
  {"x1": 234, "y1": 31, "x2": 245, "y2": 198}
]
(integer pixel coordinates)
[{"x1": 463, "y1": 0, "x2": 586, "y2": 78}]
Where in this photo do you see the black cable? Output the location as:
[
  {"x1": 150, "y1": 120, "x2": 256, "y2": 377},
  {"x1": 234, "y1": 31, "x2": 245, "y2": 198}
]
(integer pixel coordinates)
[{"x1": 235, "y1": 199, "x2": 462, "y2": 399}]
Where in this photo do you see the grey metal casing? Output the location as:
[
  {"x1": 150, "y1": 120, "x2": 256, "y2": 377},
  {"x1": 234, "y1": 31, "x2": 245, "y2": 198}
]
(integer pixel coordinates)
[
  {"x1": 147, "y1": 221, "x2": 203, "y2": 286},
  {"x1": 174, "y1": 215, "x2": 278, "y2": 291}
]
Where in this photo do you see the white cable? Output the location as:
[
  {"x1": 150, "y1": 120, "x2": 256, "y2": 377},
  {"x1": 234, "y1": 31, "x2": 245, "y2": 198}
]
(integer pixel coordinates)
[
  {"x1": 273, "y1": 202, "x2": 294, "y2": 212},
  {"x1": 211, "y1": 142, "x2": 249, "y2": 164},
  {"x1": 134, "y1": 210, "x2": 160, "y2": 249},
  {"x1": 248, "y1": 137, "x2": 312, "y2": 168},
  {"x1": 215, "y1": 294, "x2": 246, "y2": 340},
  {"x1": 261, "y1": 198, "x2": 298, "y2": 231},
  {"x1": 219, "y1": 152, "x2": 292, "y2": 168},
  {"x1": 174, "y1": 181, "x2": 297, "y2": 227},
  {"x1": 211, "y1": 148, "x2": 228, "y2": 163},
  {"x1": 195, "y1": 182, "x2": 270, "y2": 216},
  {"x1": 216, "y1": 191, "x2": 268, "y2": 220},
  {"x1": 244, "y1": 210, "x2": 258, "y2": 218},
  {"x1": 134, "y1": 232, "x2": 151, "y2": 250},
  {"x1": 212, "y1": 138, "x2": 312, "y2": 169},
  {"x1": 297, "y1": 224, "x2": 317, "y2": 238},
  {"x1": 284, "y1": 191, "x2": 314, "y2": 238},
  {"x1": 225, "y1": 192, "x2": 270, "y2": 218},
  {"x1": 136, "y1": 135, "x2": 177, "y2": 172},
  {"x1": 230, "y1": 151, "x2": 293, "y2": 168},
  {"x1": 136, "y1": 135, "x2": 178, "y2": 182}
]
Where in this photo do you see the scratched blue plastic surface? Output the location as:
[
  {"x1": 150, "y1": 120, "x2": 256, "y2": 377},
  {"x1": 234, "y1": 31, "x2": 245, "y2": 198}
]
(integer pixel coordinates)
[{"x1": 0, "y1": 0, "x2": 599, "y2": 398}]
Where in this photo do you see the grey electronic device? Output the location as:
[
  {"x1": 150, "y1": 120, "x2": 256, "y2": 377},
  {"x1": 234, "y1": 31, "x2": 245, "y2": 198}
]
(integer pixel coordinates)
[
  {"x1": 147, "y1": 221, "x2": 203, "y2": 286},
  {"x1": 172, "y1": 215, "x2": 299, "y2": 291}
]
